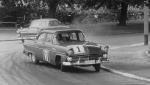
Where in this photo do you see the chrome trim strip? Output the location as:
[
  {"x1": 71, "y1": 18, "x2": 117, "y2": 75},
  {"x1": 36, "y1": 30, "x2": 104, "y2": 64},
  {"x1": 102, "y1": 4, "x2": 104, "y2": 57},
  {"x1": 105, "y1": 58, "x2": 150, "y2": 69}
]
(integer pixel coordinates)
[{"x1": 24, "y1": 44, "x2": 66, "y2": 55}]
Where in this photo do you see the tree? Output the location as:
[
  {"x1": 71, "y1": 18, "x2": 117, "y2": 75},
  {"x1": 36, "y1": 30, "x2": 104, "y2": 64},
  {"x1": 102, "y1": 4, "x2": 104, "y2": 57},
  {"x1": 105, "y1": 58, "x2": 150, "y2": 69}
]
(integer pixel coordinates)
[
  {"x1": 46, "y1": 0, "x2": 144, "y2": 25},
  {"x1": 0, "y1": 0, "x2": 145, "y2": 24},
  {"x1": 118, "y1": 0, "x2": 143, "y2": 26},
  {"x1": 44, "y1": 0, "x2": 59, "y2": 18},
  {"x1": 118, "y1": 0, "x2": 128, "y2": 26},
  {"x1": 73, "y1": 0, "x2": 144, "y2": 26}
]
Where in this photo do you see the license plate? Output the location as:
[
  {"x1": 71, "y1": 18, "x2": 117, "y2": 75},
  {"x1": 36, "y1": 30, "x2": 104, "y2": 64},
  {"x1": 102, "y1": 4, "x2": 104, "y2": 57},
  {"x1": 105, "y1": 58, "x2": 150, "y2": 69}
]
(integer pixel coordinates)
[
  {"x1": 85, "y1": 60, "x2": 95, "y2": 64},
  {"x1": 80, "y1": 61, "x2": 85, "y2": 63},
  {"x1": 80, "y1": 57, "x2": 89, "y2": 61}
]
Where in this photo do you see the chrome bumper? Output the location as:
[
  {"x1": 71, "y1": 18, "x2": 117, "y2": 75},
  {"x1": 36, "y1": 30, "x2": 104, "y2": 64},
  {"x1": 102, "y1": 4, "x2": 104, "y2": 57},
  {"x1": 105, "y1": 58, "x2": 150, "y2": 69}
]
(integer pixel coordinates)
[{"x1": 62, "y1": 60, "x2": 101, "y2": 66}]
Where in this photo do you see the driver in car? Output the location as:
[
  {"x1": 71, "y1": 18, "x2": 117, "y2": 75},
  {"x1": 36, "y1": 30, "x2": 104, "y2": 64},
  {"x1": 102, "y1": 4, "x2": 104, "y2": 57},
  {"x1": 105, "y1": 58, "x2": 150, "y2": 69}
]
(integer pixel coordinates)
[{"x1": 56, "y1": 34, "x2": 64, "y2": 43}]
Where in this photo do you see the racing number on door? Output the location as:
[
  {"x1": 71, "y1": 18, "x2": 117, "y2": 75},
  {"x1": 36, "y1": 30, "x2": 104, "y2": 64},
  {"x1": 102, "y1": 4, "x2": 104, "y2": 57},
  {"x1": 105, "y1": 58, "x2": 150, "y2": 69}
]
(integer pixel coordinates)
[
  {"x1": 77, "y1": 46, "x2": 81, "y2": 52},
  {"x1": 43, "y1": 49, "x2": 49, "y2": 62},
  {"x1": 73, "y1": 45, "x2": 85, "y2": 54}
]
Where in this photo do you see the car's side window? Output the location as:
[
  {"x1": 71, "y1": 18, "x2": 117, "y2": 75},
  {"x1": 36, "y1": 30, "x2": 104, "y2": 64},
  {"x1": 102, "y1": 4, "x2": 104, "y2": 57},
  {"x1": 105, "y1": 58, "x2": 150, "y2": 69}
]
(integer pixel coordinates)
[
  {"x1": 52, "y1": 34, "x2": 58, "y2": 44},
  {"x1": 70, "y1": 33, "x2": 77, "y2": 41},
  {"x1": 52, "y1": 34, "x2": 64, "y2": 44},
  {"x1": 45, "y1": 33, "x2": 53, "y2": 43},
  {"x1": 49, "y1": 21, "x2": 53, "y2": 26},
  {"x1": 38, "y1": 33, "x2": 46, "y2": 42},
  {"x1": 78, "y1": 32, "x2": 85, "y2": 41},
  {"x1": 53, "y1": 21, "x2": 60, "y2": 26},
  {"x1": 49, "y1": 21, "x2": 60, "y2": 26}
]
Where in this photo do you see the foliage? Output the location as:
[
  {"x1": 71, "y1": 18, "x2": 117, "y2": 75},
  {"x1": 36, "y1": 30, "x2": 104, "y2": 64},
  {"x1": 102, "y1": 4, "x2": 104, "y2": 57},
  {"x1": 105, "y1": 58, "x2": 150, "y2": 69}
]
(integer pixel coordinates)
[
  {"x1": 0, "y1": 0, "x2": 146, "y2": 25},
  {"x1": 72, "y1": 7, "x2": 119, "y2": 24},
  {"x1": 127, "y1": 6, "x2": 144, "y2": 20},
  {"x1": 72, "y1": 5, "x2": 144, "y2": 24}
]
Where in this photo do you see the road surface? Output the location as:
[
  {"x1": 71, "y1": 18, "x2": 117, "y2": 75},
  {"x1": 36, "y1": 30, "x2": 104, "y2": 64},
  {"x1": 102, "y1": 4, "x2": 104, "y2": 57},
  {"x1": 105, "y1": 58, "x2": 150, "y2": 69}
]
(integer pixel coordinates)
[{"x1": 0, "y1": 41, "x2": 149, "y2": 85}]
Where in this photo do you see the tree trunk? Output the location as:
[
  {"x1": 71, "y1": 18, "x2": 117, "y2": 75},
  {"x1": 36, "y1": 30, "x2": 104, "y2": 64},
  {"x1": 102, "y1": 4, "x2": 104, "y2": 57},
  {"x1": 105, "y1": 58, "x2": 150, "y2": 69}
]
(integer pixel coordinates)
[
  {"x1": 47, "y1": 1, "x2": 59, "y2": 18},
  {"x1": 118, "y1": 1, "x2": 128, "y2": 26}
]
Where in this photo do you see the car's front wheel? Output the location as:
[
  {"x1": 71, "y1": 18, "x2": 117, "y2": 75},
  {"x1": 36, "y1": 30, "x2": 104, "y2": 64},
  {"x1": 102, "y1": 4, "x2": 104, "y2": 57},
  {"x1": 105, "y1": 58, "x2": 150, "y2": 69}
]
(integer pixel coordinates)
[
  {"x1": 61, "y1": 62, "x2": 67, "y2": 72},
  {"x1": 93, "y1": 64, "x2": 101, "y2": 72},
  {"x1": 29, "y1": 54, "x2": 39, "y2": 64}
]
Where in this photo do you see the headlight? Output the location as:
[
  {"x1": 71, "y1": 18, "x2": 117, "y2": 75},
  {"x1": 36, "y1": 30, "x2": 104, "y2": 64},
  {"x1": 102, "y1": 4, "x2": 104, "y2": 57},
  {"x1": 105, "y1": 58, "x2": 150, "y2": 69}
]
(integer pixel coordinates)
[
  {"x1": 67, "y1": 48, "x2": 74, "y2": 57},
  {"x1": 67, "y1": 57, "x2": 79, "y2": 62},
  {"x1": 67, "y1": 57, "x2": 72, "y2": 62},
  {"x1": 103, "y1": 46, "x2": 109, "y2": 52},
  {"x1": 103, "y1": 54, "x2": 108, "y2": 58}
]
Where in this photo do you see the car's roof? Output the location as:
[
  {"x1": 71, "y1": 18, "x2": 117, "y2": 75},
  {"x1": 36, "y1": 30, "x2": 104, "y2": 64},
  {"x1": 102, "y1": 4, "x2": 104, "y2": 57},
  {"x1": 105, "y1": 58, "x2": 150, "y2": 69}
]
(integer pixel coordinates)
[
  {"x1": 41, "y1": 26, "x2": 70, "y2": 30},
  {"x1": 41, "y1": 27, "x2": 82, "y2": 34},
  {"x1": 32, "y1": 18, "x2": 59, "y2": 22}
]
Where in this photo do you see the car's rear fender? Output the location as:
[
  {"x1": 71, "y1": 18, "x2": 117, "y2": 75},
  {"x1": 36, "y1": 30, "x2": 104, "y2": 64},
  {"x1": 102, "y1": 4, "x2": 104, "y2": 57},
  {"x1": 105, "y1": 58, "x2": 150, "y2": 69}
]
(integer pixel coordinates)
[{"x1": 24, "y1": 49, "x2": 35, "y2": 57}]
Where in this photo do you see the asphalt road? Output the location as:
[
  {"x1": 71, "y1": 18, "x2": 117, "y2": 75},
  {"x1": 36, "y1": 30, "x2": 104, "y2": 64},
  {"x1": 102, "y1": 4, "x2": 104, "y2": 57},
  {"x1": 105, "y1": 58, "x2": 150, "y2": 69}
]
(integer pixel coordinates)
[
  {"x1": 0, "y1": 29, "x2": 148, "y2": 47},
  {"x1": 0, "y1": 29, "x2": 150, "y2": 85},
  {"x1": 0, "y1": 41, "x2": 149, "y2": 85}
]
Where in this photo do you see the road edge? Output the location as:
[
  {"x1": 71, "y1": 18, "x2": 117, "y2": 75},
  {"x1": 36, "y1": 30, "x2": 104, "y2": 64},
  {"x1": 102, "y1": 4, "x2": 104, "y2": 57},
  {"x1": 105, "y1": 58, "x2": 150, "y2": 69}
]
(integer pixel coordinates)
[
  {"x1": 101, "y1": 66, "x2": 150, "y2": 82},
  {"x1": 100, "y1": 49, "x2": 150, "y2": 83}
]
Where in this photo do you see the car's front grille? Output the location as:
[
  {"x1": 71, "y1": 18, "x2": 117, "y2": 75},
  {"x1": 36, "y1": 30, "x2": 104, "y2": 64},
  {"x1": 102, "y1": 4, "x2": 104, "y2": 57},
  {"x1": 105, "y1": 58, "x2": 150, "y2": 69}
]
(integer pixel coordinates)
[
  {"x1": 77, "y1": 54, "x2": 99, "y2": 60},
  {"x1": 87, "y1": 46, "x2": 101, "y2": 54},
  {"x1": 79, "y1": 57, "x2": 89, "y2": 61},
  {"x1": 89, "y1": 54, "x2": 99, "y2": 60}
]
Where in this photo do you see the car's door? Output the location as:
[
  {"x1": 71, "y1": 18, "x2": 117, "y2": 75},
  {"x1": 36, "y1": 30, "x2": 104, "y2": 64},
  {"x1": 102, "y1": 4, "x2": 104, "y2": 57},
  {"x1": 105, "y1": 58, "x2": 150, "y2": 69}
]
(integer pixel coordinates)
[
  {"x1": 42, "y1": 33, "x2": 54, "y2": 63},
  {"x1": 44, "y1": 33, "x2": 65, "y2": 64},
  {"x1": 33, "y1": 33, "x2": 46, "y2": 60}
]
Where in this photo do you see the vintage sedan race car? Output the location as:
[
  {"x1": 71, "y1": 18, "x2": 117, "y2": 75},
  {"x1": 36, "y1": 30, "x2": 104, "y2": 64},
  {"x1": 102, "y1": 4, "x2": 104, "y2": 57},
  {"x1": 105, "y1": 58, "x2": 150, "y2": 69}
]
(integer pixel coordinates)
[
  {"x1": 23, "y1": 27, "x2": 109, "y2": 72},
  {"x1": 17, "y1": 18, "x2": 69, "y2": 43}
]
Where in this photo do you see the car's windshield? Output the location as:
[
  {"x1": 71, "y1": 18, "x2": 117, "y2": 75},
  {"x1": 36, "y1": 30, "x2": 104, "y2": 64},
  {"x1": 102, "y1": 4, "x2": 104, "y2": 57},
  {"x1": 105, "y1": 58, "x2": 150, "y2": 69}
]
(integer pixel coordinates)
[{"x1": 54, "y1": 31, "x2": 86, "y2": 43}]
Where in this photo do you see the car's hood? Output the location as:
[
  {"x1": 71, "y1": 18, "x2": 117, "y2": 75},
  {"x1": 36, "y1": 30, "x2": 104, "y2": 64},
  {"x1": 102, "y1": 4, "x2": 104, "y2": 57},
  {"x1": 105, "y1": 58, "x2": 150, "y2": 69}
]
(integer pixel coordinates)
[{"x1": 61, "y1": 41, "x2": 101, "y2": 55}]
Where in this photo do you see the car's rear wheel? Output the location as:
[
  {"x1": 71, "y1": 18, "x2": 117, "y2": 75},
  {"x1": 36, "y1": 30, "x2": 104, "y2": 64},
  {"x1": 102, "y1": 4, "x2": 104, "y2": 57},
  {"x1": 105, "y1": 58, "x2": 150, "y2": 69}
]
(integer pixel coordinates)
[
  {"x1": 93, "y1": 64, "x2": 101, "y2": 72},
  {"x1": 29, "y1": 54, "x2": 39, "y2": 64}
]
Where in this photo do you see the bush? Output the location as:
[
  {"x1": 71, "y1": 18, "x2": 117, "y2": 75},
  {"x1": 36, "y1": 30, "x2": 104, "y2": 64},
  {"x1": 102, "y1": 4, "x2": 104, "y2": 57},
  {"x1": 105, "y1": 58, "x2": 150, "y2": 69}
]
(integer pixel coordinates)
[
  {"x1": 72, "y1": 6, "x2": 144, "y2": 24},
  {"x1": 72, "y1": 8, "x2": 119, "y2": 24},
  {"x1": 127, "y1": 6, "x2": 144, "y2": 20}
]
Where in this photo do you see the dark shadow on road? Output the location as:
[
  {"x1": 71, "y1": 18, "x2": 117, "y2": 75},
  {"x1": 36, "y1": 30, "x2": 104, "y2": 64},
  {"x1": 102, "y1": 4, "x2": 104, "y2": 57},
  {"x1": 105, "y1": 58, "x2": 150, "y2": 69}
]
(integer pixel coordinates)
[{"x1": 32, "y1": 62, "x2": 97, "y2": 73}]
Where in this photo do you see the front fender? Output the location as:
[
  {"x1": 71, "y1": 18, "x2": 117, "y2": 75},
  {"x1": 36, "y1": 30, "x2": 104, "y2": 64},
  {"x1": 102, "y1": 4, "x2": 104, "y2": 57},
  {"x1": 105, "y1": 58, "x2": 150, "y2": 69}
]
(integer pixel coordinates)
[{"x1": 56, "y1": 53, "x2": 66, "y2": 61}]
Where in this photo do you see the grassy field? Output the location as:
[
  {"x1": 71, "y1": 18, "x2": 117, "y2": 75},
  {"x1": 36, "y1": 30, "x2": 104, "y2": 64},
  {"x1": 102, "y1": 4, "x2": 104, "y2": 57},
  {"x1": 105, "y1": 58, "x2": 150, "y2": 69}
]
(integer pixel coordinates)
[{"x1": 70, "y1": 20, "x2": 145, "y2": 36}]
